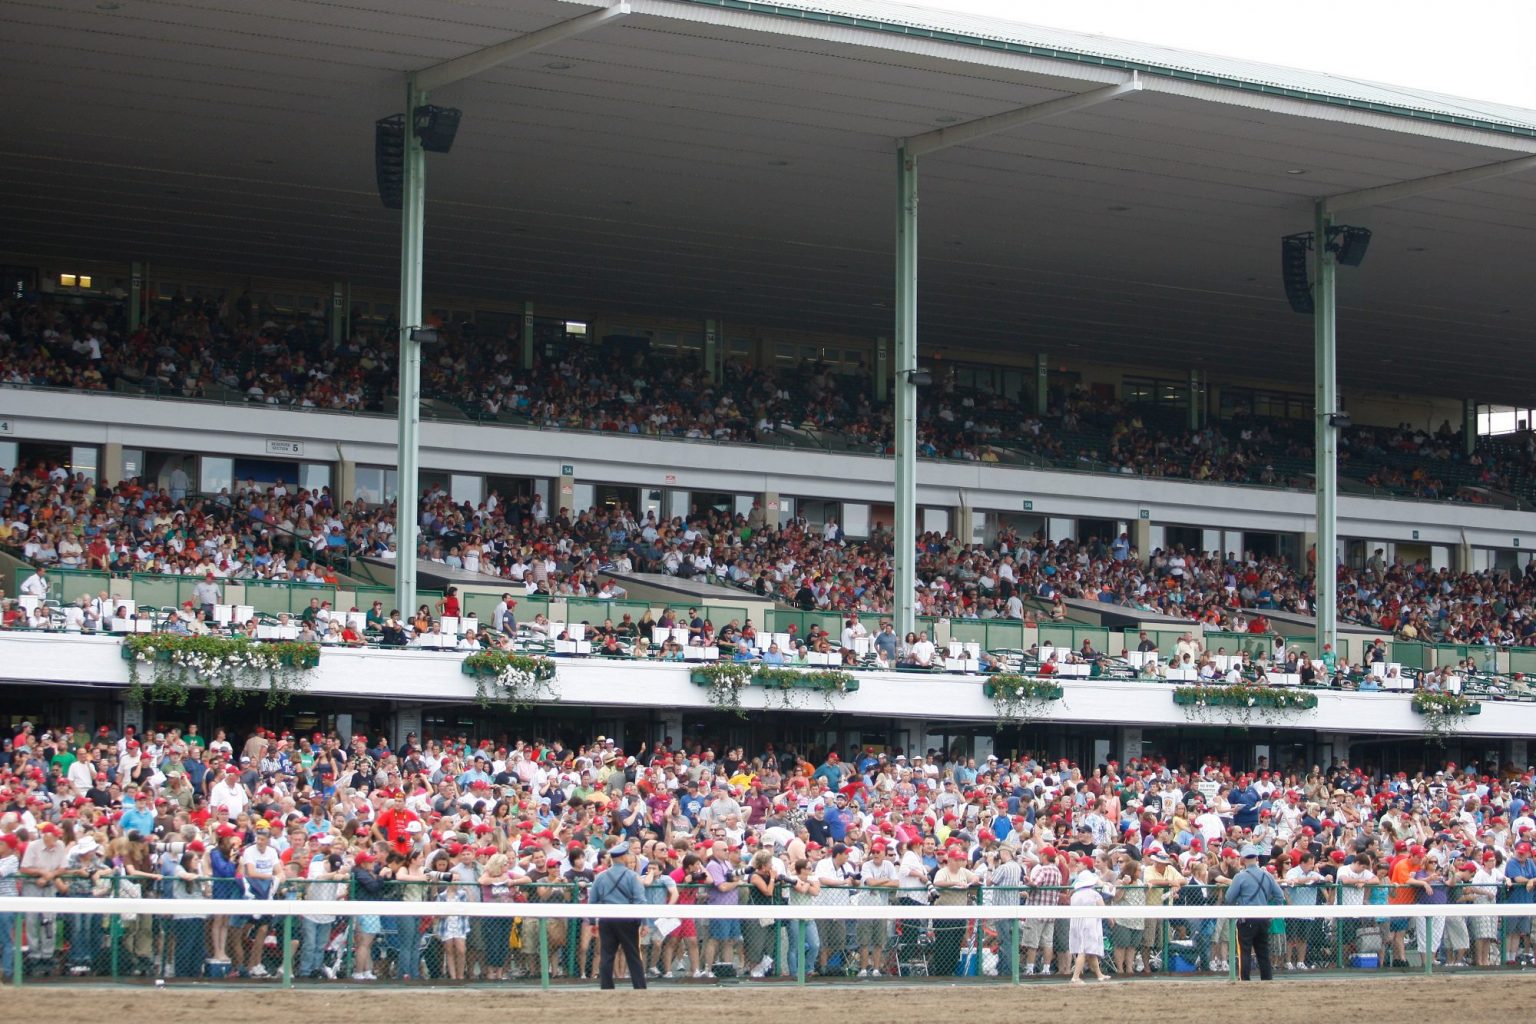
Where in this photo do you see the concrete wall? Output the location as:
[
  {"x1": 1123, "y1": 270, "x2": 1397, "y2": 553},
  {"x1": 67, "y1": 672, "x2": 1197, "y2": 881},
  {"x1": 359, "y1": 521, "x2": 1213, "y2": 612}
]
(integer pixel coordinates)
[{"x1": 2, "y1": 633, "x2": 1528, "y2": 739}]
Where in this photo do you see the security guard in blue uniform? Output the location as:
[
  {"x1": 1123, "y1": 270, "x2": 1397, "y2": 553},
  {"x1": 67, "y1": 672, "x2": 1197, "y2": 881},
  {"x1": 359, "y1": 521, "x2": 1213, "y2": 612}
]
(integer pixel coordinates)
[{"x1": 1224, "y1": 844, "x2": 1285, "y2": 980}]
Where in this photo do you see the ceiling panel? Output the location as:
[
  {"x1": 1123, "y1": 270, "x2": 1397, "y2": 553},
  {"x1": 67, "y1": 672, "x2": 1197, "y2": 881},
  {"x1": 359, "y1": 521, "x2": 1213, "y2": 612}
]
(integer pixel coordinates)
[{"x1": 1, "y1": 0, "x2": 1533, "y2": 401}]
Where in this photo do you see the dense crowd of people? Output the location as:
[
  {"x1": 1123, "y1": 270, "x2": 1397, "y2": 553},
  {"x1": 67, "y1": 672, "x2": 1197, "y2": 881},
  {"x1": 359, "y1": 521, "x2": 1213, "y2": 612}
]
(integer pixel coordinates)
[
  {"x1": 6, "y1": 455, "x2": 1536, "y2": 645},
  {"x1": 4, "y1": 295, "x2": 1532, "y2": 503},
  {"x1": 3, "y1": 719, "x2": 1536, "y2": 983}
]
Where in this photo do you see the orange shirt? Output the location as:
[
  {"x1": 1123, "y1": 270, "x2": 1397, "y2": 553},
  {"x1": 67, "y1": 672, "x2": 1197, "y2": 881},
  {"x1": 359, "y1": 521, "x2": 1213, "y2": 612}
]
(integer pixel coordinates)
[{"x1": 1388, "y1": 857, "x2": 1417, "y2": 905}]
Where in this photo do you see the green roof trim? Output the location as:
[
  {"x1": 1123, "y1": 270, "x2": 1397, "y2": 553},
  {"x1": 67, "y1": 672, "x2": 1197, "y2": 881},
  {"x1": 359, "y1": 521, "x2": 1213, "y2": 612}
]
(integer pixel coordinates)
[{"x1": 673, "y1": 0, "x2": 1536, "y2": 140}]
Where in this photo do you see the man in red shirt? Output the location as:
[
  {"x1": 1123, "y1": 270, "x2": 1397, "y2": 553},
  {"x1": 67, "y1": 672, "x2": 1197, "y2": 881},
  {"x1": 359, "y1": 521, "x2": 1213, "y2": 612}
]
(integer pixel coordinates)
[{"x1": 373, "y1": 794, "x2": 421, "y2": 853}]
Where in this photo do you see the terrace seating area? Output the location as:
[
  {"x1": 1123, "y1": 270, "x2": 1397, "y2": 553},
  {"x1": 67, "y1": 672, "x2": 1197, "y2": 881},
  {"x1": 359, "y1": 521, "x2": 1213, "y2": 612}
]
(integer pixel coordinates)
[{"x1": 4, "y1": 295, "x2": 1534, "y2": 505}]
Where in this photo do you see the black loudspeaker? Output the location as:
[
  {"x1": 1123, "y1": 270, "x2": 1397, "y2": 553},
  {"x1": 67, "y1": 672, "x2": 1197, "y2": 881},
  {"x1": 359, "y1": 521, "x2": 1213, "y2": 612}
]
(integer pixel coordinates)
[
  {"x1": 375, "y1": 114, "x2": 404, "y2": 210},
  {"x1": 1329, "y1": 225, "x2": 1372, "y2": 267},
  {"x1": 1281, "y1": 232, "x2": 1314, "y2": 315},
  {"x1": 413, "y1": 105, "x2": 462, "y2": 154}
]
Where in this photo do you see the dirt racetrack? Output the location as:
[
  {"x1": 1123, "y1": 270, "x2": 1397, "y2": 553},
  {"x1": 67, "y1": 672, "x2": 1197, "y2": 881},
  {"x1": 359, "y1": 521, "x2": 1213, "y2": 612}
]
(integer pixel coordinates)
[{"x1": 11, "y1": 976, "x2": 1529, "y2": 1023}]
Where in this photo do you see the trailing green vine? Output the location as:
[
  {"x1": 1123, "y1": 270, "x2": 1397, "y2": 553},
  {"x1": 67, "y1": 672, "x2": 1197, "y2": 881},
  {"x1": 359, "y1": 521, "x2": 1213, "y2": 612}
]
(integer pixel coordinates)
[
  {"x1": 122, "y1": 634, "x2": 319, "y2": 710},
  {"x1": 462, "y1": 651, "x2": 559, "y2": 712},
  {"x1": 981, "y1": 674, "x2": 1064, "y2": 724},
  {"x1": 1411, "y1": 691, "x2": 1481, "y2": 744},
  {"x1": 689, "y1": 664, "x2": 859, "y2": 718},
  {"x1": 1172, "y1": 684, "x2": 1317, "y2": 726}
]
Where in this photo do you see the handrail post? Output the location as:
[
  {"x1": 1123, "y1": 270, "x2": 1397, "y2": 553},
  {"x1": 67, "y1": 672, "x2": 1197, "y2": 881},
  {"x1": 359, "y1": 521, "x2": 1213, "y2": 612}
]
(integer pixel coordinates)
[
  {"x1": 281, "y1": 914, "x2": 294, "y2": 988},
  {"x1": 538, "y1": 918, "x2": 550, "y2": 990}
]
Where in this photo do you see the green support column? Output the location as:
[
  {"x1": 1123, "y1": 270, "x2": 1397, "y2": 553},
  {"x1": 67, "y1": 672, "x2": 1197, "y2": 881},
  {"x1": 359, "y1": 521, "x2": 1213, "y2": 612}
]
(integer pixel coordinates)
[
  {"x1": 281, "y1": 914, "x2": 295, "y2": 988},
  {"x1": 1189, "y1": 369, "x2": 1201, "y2": 430},
  {"x1": 521, "y1": 300, "x2": 535, "y2": 370},
  {"x1": 1464, "y1": 398, "x2": 1478, "y2": 457},
  {"x1": 394, "y1": 75, "x2": 426, "y2": 620},
  {"x1": 704, "y1": 318, "x2": 720, "y2": 384},
  {"x1": 538, "y1": 919, "x2": 550, "y2": 989},
  {"x1": 1035, "y1": 351, "x2": 1049, "y2": 415},
  {"x1": 330, "y1": 281, "x2": 346, "y2": 346},
  {"x1": 128, "y1": 261, "x2": 145, "y2": 330},
  {"x1": 893, "y1": 144, "x2": 918, "y2": 639},
  {"x1": 1313, "y1": 201, "x2": 1338, "y2": 655},
  {"x1": 875, "y1": 335, "x2": 889, "y2": 402}
]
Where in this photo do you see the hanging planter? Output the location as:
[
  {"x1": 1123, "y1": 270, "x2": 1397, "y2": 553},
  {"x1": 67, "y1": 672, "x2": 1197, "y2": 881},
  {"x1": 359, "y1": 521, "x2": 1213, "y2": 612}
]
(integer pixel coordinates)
[
  {"x1": 1411, "y1": 692, "x2": 1482, "y2": 744},
  {"x1": 1172, "y1": 685, "x2": 1317, "y2": 726},
  {"x1": 690, "y1": 664, "x2": 858, "y2": 716},
  {"x1": 122, "y1": 635, "x2": 319, "y2": 710},
  {"x1": 461, "y1": 651, "x2": 559, "y2": 711},
  {"x1": 981, "y1": 674, "x2": 1064, "y2": 724}
]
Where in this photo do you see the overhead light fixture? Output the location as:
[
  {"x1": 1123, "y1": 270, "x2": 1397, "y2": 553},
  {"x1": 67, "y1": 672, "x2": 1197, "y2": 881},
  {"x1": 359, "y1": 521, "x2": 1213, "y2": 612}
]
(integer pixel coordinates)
[
  {"x1": 545, "y1": 62, "x2": 573, "y2": 70},
  {"x1": 1285, "y1": 168, "x2": 1308, "y2": 175},
  {"x1": 59, "y1": 273, "x2": 77, "y2": 287},
  {"x1": 79, "y1": 275, "x2": 92, "y2": 289}
]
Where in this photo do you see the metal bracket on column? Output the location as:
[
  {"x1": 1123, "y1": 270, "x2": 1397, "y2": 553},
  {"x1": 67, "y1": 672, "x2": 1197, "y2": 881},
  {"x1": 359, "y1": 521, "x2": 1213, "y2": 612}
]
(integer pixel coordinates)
[
  {"x1": 414, "y1": 2, "x2": 631, "y2": 92},
  {"x1": 904, "y1": 73, "x2": 1140, "y2": 158},
  {"x1": 1325, "y1": 152, "x2": 1536, "y2": 214}
]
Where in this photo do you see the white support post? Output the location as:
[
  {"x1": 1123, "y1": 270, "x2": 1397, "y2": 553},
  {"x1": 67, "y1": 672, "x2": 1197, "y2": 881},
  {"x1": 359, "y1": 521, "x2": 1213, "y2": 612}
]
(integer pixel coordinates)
[
  {"x1": 1313, "y1": 201, "x2": 1338, "y2": 654},
  {"x1": 395, "y1": 76, "x2": 426, "y2": 619},
  {"x1": 894, "y1": 145, "x2": 918, "y2": 639}
]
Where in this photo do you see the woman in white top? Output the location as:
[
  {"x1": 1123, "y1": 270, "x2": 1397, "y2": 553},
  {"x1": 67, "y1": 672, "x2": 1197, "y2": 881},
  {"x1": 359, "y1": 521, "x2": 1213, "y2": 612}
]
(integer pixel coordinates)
[{"x1": 1068, "y1": 867, "x2": 1111, "y2": 983}]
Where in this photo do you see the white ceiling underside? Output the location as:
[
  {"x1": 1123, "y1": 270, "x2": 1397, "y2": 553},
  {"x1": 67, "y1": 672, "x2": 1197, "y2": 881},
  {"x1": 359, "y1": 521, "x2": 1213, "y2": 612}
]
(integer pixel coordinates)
[{"x1": 3, "y1": 0, "x2": 1535, "y2": 398}]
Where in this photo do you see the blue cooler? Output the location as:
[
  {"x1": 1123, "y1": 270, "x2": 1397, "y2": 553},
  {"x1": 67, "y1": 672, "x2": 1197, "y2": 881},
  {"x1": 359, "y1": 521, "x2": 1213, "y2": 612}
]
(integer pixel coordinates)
[{"x1": 204, "y1": 959, "x2": 232, "y2": 979}]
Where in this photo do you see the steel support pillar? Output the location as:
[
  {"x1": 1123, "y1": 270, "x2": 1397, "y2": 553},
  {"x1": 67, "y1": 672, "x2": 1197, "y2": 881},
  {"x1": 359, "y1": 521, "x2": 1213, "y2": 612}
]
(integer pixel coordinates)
[
  {"x1": 1313, "y1": 200, "x2": 1338, "y2": 653},
  {"x1": 1464, "y1": 398, "x2": 1477, "y2": 457},
  {"x1": 128, "y1": 261, "x2": 145, "y2": 329},
  {"x1": 1188, "y1": 368, "x2": 1200, "y2": 430},
  {"x1": 893, "y1": 145, "x2": 918, "y2": 639},
  {"x1": 521, "y1": 300, "x2": 535, "y2": 370},
  {"x1": 394, "y1": 75, "x2": 426, "y2": 619}
]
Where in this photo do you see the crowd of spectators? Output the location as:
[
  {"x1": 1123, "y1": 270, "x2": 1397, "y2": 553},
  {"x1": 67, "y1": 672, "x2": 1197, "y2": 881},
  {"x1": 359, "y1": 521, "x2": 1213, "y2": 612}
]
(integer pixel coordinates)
[
  {"x1": 4, "y1": 295, "x2": 1533, "y2": 504},
  {"x1": 6, "y1": 454, "x2": 1536, "y2": 645},
  {"x1": 4, "y1": 718, "x2": 1536, "y2": 982}
]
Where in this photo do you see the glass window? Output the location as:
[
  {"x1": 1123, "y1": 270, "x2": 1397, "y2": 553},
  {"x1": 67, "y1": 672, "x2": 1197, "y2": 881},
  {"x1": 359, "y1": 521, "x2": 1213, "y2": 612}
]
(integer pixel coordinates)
[
  {"x1": 200, "y1": 456, "x2": 233, "y2": 496},
  {"x1": 299, "y1": 462, "x2": 331, "y2": 494},
  {"x1": 353, "y1": 467, "x2": 399, "y2": 505},
  {"x1": 450, "y1": 473, "x2": 484, "y2": 507},
  {"x1": 70, "y1": 445, "x2": 98, "y2": 484},
  {"x1": 120, "y1": 448, "x2": 144, "y2": 481}
]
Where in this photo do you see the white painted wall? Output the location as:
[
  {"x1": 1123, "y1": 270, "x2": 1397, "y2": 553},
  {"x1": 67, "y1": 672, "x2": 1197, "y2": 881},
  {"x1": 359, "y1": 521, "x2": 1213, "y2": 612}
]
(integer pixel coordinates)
[{"x1": 2, "y1": 634, "x2": 1527, "y2": 739}]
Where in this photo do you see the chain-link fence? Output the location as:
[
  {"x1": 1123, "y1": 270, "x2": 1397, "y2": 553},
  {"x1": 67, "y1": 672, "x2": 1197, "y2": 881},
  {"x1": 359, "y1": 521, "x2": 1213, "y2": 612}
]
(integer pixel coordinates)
[{"x1": 5, "y1": 879, "x2": 1534, "y2": 984}]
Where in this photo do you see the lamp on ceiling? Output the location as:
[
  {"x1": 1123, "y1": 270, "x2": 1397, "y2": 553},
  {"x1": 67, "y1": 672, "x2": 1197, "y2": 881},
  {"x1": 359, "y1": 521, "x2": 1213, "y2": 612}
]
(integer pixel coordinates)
[{"x1": 1279, "y1": 225, "x2": 1372, "y2": 314}]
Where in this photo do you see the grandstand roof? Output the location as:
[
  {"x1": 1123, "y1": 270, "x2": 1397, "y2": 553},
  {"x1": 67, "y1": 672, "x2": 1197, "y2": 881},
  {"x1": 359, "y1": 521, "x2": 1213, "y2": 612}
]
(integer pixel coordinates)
[{"x1": 6, "y1": 0, "x2": 1536, "y2": 400}]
